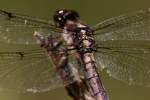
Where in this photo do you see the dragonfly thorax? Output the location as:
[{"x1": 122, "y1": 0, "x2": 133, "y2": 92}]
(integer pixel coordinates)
[{"x1": 62, "y1": 24, "x2": 96, "y2": 53}]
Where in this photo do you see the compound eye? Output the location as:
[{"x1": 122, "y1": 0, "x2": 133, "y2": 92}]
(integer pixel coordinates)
[{"x1": 65, "y1": 14, "x2": 77, "y2": 21}]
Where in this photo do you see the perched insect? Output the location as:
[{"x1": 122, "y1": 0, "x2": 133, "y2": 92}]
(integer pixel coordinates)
[{"x1": 0, "y1": 8, "x2": 150, "y2": 100}]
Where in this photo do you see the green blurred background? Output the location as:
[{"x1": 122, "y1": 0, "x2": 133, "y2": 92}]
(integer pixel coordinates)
[{"x1": 0, "y1": 0, "x2": 150, "y2": 100}]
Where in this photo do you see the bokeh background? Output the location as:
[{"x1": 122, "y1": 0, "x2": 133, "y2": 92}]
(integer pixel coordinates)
[{"x1": 0, "y1": 0, "x2": 150, "y2": 100}]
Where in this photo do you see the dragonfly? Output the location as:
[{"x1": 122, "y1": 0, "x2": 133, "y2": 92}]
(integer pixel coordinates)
[{"x1": 0, "y1": 8, "x2": 149, "y2": 94}]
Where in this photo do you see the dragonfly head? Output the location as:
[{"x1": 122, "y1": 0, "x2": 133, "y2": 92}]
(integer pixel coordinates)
[{"x1": 53, "y1": 9, "x2": 80, "y2": 29}]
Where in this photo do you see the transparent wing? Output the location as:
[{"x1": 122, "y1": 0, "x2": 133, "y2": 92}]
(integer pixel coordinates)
[
  {"x1": 0, "y1": 10, "x2": 60, "y2": 45},
  {"x1": 92, "y1": 8, "x2": 150, "y2": 87},
  {"x1": 93, "y1": 8, "x2": 150, "y2": 41},
  {"x1": 95, "y1": 41, "x2": 150, "y2": 87},
  {"x1": 0, "y1": 43, "x2": 63, "y2": 93}
]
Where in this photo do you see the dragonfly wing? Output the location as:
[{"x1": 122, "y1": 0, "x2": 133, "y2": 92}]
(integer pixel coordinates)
[
  {"x1": 92, "y1": 8, "x2": 150, "y2": 41},
  {"x1": 92, "y1": 8, "x2": 150, "y2": 87},
  {"x1": 0, "y1": 43, "x2": 63, "y2": 93},
  {"x1": 0, "y1": 10, "x2": 60, "y2": 45},
  {"x1": 95, "y1": 44, "x2": 150, "y2": 87}
]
